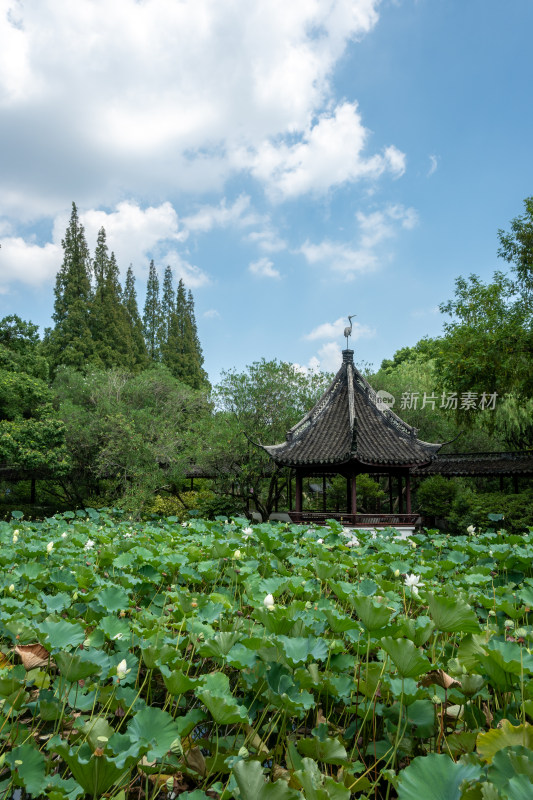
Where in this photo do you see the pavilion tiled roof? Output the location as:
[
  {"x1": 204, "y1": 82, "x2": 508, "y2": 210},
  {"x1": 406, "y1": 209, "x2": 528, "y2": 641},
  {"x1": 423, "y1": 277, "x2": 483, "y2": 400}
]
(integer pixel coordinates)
[
  {"x1": 262, "y1": 349, "x2": 441, "y2": 467},
  {"x1": 413, "y1": 451, "x2": 533, "y2": 477}
]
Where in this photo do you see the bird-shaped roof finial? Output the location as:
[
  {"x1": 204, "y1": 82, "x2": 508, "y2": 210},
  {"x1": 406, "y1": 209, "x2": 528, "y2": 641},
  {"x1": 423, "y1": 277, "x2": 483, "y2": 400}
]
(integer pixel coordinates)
[{"x1": 344, "y1": 314, "x2": 356, "y2": 348}]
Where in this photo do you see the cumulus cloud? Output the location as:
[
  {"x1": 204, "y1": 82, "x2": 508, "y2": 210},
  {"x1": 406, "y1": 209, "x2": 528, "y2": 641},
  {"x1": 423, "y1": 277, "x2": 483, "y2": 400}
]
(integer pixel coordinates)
[
  {"x1": 0, "y1": 199, "x2": 210, "y2": 290},
  {"x1": 317, "y1": 342, "x2": 343, "y2": 372},
  {"x1": 163, "y1": 251, "x2": 210, "y2": 289},
  {"x1": 0, "y1": 0, "x2": 388, "y2": 217},
  {"x1": 248, "y1": 257, "x2": 281, "y2": 279},
  {"x1": 241, "y1": 102, "x2": 406, "y2": 200},
  {"x1": 0, "y1": 237, "x2": 61, "y2": 288},
  {"x1": 181, "y1": 195, "x2": 262, "y2": 235},
  {"x1": 247, "y1": 228, "x2": 286, "y2": 253},
  {"x1": 304, "y1": 317, "x2": 374, "y2": 342},
  {"x1": 203, "y1": 309, "x2": 221, "y2": 319},
  {"x1": 300, "y1": 203, "x2": 418, "y2": 279},
  {"x1": 300, "y1": 240, "x2": 377, "y2": 276}
]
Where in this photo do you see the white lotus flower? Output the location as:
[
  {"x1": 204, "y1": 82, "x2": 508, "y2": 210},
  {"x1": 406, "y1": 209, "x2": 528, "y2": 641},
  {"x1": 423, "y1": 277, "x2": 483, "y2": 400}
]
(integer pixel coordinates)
[
  {"x1": 123, "y1": 532, "x2": 132, "y2": 538},
  {"x1": 46, "y1": 541, "x2": 54, "y2": 553},
  {"x1": 263, "y1": 593, "x2": 275, "y2": 610},
  {"x1": 112, "y1": 632, "x2": 123, "y2": 640},
  {"x1": 404, "y1": 574, "x2": 424, "y2": 595},
  {"x1": 61, "y1": 531, "x2": 68, "y2": 539},
  {"x1": 12, "y1": 531, "x2": 19, "y2": 543},
  {"x1": 84, "y1": 539, "x2": 95, "y2": 551},
  {"x1": 8, "y1": 584, "x2": 14, "y2": 593},
  {"x1": 317, "y1": 538, "x2": 324, "y2": 545},
  {"x1": 467, "y1": 525, "x2": 476, "y2": 535},
  {"x1": 116, "y1": 659, "x2": 131, "y2": 680},
  {"x1": 346, "y1": 536, "x2": 360, "y2": 548},
  {"x1": 394, "y1": 569, "x2": 400, "y2": 578},
  {"x1": 233, "y1": 550, "x2": 241, "y2": 559},
  {"x1": 242, "y1": 527, "x2": 253, "y2": 539}
]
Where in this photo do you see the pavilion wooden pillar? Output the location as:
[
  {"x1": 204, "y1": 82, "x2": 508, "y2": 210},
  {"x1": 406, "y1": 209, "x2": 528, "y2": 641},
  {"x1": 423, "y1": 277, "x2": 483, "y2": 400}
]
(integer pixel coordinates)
[
  {"x1": 397, "y1": 473, "x2": 403, "y2": 514},
  {"x1": 350, "y1": 474, "x2": 357, "y2": 515},
  {"x1": 295, "y1": 472, "x2": 303, "y2": 513},
  {"x1": 322, "y1": 475, "x2": 327, "y2": 512},
  {"x1": 388, "y1": 474, "x2": 394, "y2": 512},
  {"x1": 405, "y1": 472, "x2": 411, "y2": 514}
]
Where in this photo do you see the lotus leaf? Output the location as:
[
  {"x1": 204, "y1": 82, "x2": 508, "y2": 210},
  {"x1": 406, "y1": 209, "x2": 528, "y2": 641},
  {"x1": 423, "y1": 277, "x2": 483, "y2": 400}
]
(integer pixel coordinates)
[
  {"x1": 196, "y1": 671, "x2": 250, "y2": 725},
  {"x1": 38, "y1": 619, "x2": 86, "y2": 650},
  {"x1": 396, "y1": 753, "x2": 481, "y2": 799},
  {"x1": 380, "y1": 637, "x2": 431, "y2": 679},
  {"x1": 6, "y1": 743, "x2": 46, "y2": 795},
  {"x1": 427, "y1": 594, "x2": 481, "y2": 634},
  {"x1": 478, "y1": 721, "x2": 533, "y2": 763},
  {"x1": 233, "y1": 758, "x2": 301, "y2": 800}
]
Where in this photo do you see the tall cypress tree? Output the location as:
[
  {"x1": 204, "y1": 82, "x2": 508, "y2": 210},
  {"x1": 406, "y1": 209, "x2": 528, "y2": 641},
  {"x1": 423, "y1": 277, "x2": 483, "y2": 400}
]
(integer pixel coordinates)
[
  {"x1": 165, "y1": 279, "x2": 209, "y2": 389},
  {"x1": 44, "y1": 202, "x2": 95, "y2": 372},
  {"x1": 90, "y1": 228, "x2": 137, "y2": 369},
  {"x1": 159, "y1": 265, "x2": 175, "y2": 355},
  {"x1": 186, "y1": 288, "x2": 208, "y2": 388},
  {"x1": 142, "y1": 260, "x2": 162, "y2": 361},
  {"x1": 124, "y1": 265, "x2": 149, "y2": 369}
]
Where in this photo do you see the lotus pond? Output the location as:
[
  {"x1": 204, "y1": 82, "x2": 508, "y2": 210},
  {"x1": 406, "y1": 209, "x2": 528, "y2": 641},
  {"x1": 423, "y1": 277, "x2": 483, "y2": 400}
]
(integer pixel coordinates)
[{"x1": 2, "y1": 511, "x2": 533, "y2": 799}]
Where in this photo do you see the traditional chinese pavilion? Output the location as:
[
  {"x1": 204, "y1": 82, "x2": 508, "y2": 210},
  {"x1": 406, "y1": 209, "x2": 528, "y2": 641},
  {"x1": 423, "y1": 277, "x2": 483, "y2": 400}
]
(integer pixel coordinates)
[{"x1": 260, "y1": 347, "x2": 443, "y2": 527}]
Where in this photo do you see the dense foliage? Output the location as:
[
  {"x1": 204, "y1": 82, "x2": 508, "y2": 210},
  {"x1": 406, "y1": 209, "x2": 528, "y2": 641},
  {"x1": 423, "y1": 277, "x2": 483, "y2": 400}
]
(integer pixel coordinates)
[{"x1": 2, "y1": 514, "x2": 533, "y2": 799}]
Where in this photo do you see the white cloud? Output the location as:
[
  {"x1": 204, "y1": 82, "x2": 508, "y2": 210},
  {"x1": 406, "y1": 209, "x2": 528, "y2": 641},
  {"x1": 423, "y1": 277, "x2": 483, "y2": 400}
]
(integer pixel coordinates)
[
  {"x1": 163, "y1": 251, "x2": 210, "y2": 289},
  {"x1": 0, "y1": 199, "x2": 210, "y2": 290},
  {"x1": 317, "y1": 341, "x2": 343, "y2": 372},
  {"x1": 301, "y1": 203, "x2": 418, "y2": 279},
  {"x1": 0, "y1": 0, "x2": 387, "y2": 216},
  {"x1": 203, "y1": 309, "x2": 220, "y2": 319},
  {"x1": 247, "y1": 229, "x2": 286, "y2": 253},
  {"x1": 300, "y1": 240, "x2": 377, "y2": 276},
  {"x1": 249, "y1": 257, "x2": 281, "y2": 279},
  {"x1": 356, "y1": 204, "x2": 418, "y2": 249},
  {"x1": 427, "y1": 154, "x2": 439, "y2": 177},
  {"x1": 305, "y1": 317, "x2": 374, "y2": 341},
  {"x1": 241, "y1": 102, "x2": 406, "y2": 200},
  {"x1": 0, "y1": 237, "x2": 60, "y2": 288},
  {"x1": 181, "y1": 195, "x2": 262, "y2": 235},
  {"x1": 75, "y1": 201, "x2": 186, "y2": 269}
]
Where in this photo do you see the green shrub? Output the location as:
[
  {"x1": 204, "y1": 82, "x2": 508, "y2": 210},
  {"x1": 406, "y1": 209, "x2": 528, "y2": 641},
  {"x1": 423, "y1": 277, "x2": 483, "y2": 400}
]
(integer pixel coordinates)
[
  {"x1": 448, "y1": 488, "x2": 533, "y2": 534},
  {"x1": 147, "y1": 490, "x2": 245, "y2": 521},
  {"x1": 416, "y1": 475, "x2": 458, "y2": 517}
]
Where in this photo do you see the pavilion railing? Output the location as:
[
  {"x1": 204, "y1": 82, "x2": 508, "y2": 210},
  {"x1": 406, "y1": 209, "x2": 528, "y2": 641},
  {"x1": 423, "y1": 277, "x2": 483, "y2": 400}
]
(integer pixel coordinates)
[{"x1": 288, "y1": 511, "x2": 419, "y2": 527}]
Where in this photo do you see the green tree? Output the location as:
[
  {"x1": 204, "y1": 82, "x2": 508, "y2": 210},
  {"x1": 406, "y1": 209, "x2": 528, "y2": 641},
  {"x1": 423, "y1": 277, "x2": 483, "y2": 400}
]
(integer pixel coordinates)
[
  {"x1": 53, "y1": 365, "x2": 208, "y2": 510},
  {"x1": 44, "y1": 202, "x2": 95, "y2": 372},
  {"x1": 159, "y1": 265, "x2": 175, "y2": 349},
  {"x1": 498, "y1": 196, "x2": 533, "y2": 296},
  {"x1": 142, "y1": 260, "x2": 161, "y2": 361},
  {"x1": 123, "y1": 265, "x2": 149, "y2": 369},
  {"x1": 436, "y1": 272, "x2": 532, "y2": 405},
  {"x1": 0, "y1": 316, "x2": 69, "y2": 481},
  {"x1": 165, "y1": 279, "x2": 209, "y2": 390},
  {"x1": 195, "y1": 359, "x2": 331, "y2": 519},
  {"x1": 0, "y1": 315, "x2": 48, "y2": 381},
  {"x1": 90, "y1": 228, "x2": 138, "y2": 370}
]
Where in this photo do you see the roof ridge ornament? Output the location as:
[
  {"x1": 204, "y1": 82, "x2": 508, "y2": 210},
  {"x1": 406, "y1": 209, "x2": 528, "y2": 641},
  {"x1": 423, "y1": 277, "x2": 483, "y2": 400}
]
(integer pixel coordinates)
[{"x1": 344, "y1": 314, "x2": 356, "y2": 349}]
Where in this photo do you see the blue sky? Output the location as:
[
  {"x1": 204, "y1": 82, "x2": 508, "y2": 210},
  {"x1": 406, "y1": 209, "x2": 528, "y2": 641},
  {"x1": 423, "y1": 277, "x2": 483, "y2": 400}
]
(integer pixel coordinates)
[{"x1": 1, "y1": 0, "x2": 532, "y2": 382}]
